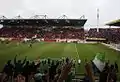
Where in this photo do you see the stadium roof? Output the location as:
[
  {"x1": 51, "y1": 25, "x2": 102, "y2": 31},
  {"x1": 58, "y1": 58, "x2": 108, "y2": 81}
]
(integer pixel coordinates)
[
  {"x1": 106, "y1": 19, "x2": 120, "y2": 26},
  {"x1": 0, "y1": 19, "x2": 87, "y2": 27}
]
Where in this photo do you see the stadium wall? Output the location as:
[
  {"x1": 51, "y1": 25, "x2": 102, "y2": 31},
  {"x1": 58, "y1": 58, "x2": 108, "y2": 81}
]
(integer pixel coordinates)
[{"x1": 0, "y1": 37, "x2": 105, "y2": 44}]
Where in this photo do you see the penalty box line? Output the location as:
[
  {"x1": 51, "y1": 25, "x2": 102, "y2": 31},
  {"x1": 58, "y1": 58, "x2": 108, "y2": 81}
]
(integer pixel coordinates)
[{"x1": 75, "y1": 43, "x2": 80, "y2": 59}]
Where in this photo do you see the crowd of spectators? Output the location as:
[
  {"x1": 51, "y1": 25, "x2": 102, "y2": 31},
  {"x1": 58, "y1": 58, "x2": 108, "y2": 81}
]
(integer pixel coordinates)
[
  {"x1": 1, "y1": 26, "x2": 120, "y2": 43},
  {"x1": 1, "y1": 27, "x2": 120, "y2": 43},
  {"x1": 99, "y1": 61, "x2": 119, "y2": 82},
  {"x1": 0, "y1": 27, "x2": 40, "y2": 38},
  {"x1": 43, "y1": 28, "x2": 84, "y2": 39},
  {"x1": 0, "y1": 54, "x2": 119, "y2": 82},
  {"x1": 0, "y1": 27, "x2": 84, "y2": 40},
  {"x1": 0, "y1": 55, "x2": 75, "y2": 82},
  {"x1": 87, "y1": 28, "x2": 120, "y2": 43}
]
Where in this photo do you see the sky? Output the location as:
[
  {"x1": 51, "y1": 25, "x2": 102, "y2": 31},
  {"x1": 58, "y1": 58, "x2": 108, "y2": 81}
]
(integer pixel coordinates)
[{"x1": 0, "y1": 0, "x2": 120, "y2": 28}]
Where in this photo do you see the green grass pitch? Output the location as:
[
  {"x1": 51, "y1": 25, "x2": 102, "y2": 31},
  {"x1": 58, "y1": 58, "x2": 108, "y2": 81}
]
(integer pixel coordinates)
[{"x1": 0, "y1": 42, "x2": 120, "y2": 76}]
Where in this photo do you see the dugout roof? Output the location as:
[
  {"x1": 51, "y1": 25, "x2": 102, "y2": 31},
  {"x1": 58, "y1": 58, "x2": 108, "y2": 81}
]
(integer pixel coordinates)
[
  {"x1": 0, "y1": 19, "x2": 87, "y2": 27},
  {"x1": 106, "y1": 19, "x2": 120, "y2": 26}
]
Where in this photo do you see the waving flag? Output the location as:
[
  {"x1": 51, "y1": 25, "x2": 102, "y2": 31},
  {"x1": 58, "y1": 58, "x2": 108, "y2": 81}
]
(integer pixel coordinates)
[{"x1": 93, "y1": 53, "x2": 105, "y2": 72}]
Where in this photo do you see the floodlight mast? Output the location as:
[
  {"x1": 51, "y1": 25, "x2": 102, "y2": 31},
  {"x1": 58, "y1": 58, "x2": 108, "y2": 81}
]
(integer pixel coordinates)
[{"x1": 97, "y1": 8, "x2": 99, "y2": 32}]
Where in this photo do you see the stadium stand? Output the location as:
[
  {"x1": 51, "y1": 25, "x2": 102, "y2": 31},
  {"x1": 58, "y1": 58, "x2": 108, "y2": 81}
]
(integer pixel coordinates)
[
  {"x1": 87, "y1": 28, "x2": 120, "y2": 43},
  {"x1": 0, "y1": 27, "x2": 84, "y2": 38}
]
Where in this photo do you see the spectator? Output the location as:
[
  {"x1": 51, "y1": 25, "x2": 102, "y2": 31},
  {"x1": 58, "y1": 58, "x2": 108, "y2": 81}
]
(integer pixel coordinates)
[
  {"x1": 99, "y1": 69, "x2": 108, "y2": 82},
  {"x1": 14, "y1": 55, "x2": 27, "y2": 78},
  {"x1": 23, "y1": 61, "x2": 30, "y2": 82},
  {"x1": 85, "y1": 59, "x2": 95, "y2": 82},
  {"x1": 108, "y1": 65, "x2": 117, "y2": 82},
  {"x1": 58, "y1": 60, "x2": 72, "y2": 82},
  {"x1": 42, "y1": 70, "x2": 49, "y2": 82},
  {"x1": 114, "y1": 61, "x2": 118, "y2": 73},
  {"x1": 83, "y1": 74, "x2": 91, "y2": 82},
  {"x1": 49, "y1": 60, "x2": 56, "y2": 81},
  {"x1": 54, "y1": 69, "x2": 61, "y2": 82},
  {"x1": 2, "y1": 60, "x2": 14, "y2": 81},
  {"x1": 34, "y1": 70, "x2": 43, "y2": 82},
  {"x1": 14, "y1": 74, "x2": 25, "y2": 82}
]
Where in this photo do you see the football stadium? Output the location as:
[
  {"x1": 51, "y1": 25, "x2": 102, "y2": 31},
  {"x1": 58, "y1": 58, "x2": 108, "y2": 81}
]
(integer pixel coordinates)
[{"x1": 0, "y1": 15, "x2": 120, "y2": 82}]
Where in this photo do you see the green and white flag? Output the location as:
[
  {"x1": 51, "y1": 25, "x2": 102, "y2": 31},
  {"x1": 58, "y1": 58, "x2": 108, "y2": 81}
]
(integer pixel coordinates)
[{"x1": 93, "y1": 53, "x2": 105, "y2": 72}]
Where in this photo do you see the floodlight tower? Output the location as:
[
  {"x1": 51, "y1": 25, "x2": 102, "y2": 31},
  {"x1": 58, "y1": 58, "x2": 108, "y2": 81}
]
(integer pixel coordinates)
[{"x1": 97, "y1": 8, "x2": 99, "y2": 32}]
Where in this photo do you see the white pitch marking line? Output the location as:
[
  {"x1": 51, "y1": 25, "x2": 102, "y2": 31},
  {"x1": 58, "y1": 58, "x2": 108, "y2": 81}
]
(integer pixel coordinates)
[{"x1": 75, "y1": 43, "x2": 80, "y2": 59}]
